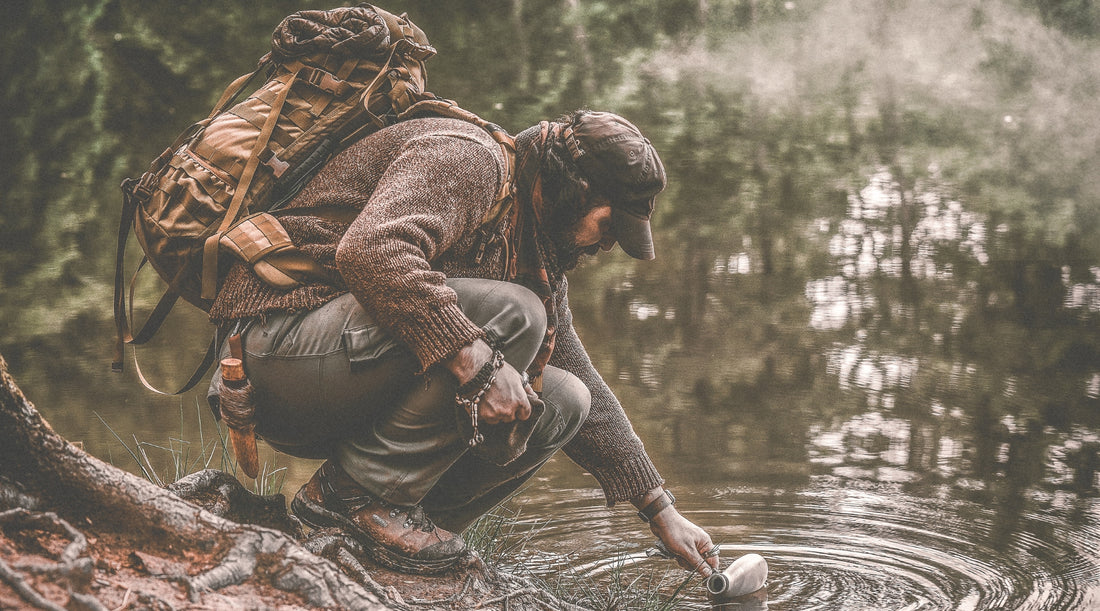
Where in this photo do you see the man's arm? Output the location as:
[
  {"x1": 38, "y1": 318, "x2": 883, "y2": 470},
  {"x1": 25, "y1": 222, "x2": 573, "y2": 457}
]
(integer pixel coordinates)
[
  {"x1": 335, "y1": 131, "x2": 500, "y2": 372},
  {"x1": 548, "y1": 278, "x2": 664, "y2": 502},
  {"x1": 331, "y1": 124, "x2": 533, "y2": 422},
  {"x1": 549, "y1": 278, "x2": 718, "y2": 575}
]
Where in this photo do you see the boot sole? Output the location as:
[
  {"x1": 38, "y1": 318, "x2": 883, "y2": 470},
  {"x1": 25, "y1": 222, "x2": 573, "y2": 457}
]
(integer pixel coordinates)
[{"x1": 291, "y1": 491, "x2": 465, "y2": 575}]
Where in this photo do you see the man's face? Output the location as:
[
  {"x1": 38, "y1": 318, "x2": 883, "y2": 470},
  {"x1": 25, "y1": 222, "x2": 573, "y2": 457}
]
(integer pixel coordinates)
[
  {"x1": 547, "y1": 199, "x2": 617, "y2": 272},
  {"x1": 569, "y1": 203, "x2": 616, "y2": 253}
]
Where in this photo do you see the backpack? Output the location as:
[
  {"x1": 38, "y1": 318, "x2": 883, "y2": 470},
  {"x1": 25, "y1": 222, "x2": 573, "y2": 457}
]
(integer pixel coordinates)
[{"x1": 113, "y1": 4, "x2": 516, "y2": 393}]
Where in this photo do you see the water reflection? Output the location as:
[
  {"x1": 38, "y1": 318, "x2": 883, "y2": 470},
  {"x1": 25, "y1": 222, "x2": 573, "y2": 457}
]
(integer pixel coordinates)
[
  {"x1": 513, "y1": 474, "x2": 1100, "y2": 610},
  {"x1": 1065, "y1": 268, "x2": 1100, "y2": 312},
  {"x1": 521, "y1": 166, "x2": 1100, "y2": 609}
]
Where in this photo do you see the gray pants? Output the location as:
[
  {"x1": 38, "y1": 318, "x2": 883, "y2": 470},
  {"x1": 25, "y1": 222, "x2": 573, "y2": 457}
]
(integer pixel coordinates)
[{"x1": 215, "y1": 279, "x2": 590, "y2": 531}]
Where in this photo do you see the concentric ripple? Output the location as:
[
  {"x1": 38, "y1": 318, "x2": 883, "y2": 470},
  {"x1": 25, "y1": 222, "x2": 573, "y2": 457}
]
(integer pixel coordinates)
[{"x1": 510, "y1": 477, "x2": 1100, "y2": 610}]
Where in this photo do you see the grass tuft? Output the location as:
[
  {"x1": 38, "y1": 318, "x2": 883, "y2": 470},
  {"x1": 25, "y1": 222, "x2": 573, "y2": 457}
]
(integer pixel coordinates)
[
  {"x1": 98, "y1": 410, "x2": 698, "y2": 609},
  {"x1": 95, "y1": 399, "x2": 283, "y2": 494}
]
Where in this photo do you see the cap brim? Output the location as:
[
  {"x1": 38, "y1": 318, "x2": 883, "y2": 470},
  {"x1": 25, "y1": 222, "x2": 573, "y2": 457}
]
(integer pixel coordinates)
[{"x1": 611, "y1": 205, "x2": 655, "y2": 260}]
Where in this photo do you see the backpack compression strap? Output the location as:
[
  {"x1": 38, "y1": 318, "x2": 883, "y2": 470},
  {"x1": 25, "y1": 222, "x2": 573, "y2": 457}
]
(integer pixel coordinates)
[
  {"x1": 113, "y1": 65, "x2": 269, "y2": 393},
  {"x1": 201, "y1": 67, "x2": 301, "y2": 301}
]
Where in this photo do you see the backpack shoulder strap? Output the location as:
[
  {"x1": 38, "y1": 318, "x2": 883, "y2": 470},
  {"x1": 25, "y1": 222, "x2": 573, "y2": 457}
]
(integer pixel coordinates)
[{"x1": 397, "y1": 99, "x2": 516, "y2": 227}]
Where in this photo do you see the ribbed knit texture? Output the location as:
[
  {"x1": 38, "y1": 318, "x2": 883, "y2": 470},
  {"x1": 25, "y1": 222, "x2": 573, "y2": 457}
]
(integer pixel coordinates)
[
  {"x1": 210, "y1": 117, "x2": 663, "y2": 505},
  {"x1": 549, "y1": 279, "x2": 664, "y2": 503}
]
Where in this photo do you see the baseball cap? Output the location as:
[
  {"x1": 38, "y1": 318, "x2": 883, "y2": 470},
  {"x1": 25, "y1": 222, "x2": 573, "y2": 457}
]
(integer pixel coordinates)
[{"x1": 561, "y1": 111, "x2": 666, "y2": 260}]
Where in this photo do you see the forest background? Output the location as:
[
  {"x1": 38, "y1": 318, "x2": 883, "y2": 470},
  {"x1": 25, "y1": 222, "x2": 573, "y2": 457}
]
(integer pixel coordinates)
[{"x1": 3, "y1": 0, "x2": 1100, "y2": 528}]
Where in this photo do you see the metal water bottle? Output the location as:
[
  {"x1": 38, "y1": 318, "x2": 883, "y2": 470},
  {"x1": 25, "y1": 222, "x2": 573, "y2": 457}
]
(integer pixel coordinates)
[{"x1": 706, "y1": 553, "x2": 768, "y2": 606}]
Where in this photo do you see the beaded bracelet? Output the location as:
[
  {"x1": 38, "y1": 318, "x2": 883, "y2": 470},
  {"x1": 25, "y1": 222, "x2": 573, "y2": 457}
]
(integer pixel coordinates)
[
  {"x1": 455, "y1": 349, "x2": 505, "y2": 447},
  {"x1": 456, "y1": 348, "x2": 504, "y2": 397}
]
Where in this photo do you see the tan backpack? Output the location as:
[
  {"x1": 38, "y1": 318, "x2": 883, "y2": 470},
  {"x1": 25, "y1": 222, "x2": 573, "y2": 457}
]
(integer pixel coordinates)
[{"x1": 113, "y1": 5, "x2": 515, "y2": 393}]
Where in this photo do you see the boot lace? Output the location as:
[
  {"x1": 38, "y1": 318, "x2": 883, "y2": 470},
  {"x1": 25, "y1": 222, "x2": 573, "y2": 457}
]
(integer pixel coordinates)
[{"x1": 389, "y1": 504, "x2": 436, "y2": 533}]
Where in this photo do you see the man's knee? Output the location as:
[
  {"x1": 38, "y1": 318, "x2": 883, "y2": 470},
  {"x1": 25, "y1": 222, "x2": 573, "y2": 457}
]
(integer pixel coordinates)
[{"x1": 448, "y1": 279, "x2": 547, "y2": 364}]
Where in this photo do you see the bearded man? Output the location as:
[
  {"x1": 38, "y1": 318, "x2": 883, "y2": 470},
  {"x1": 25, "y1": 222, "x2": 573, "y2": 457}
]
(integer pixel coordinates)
[{"x1": 207, "y1": 110, "x2": 719, "y2": 576}]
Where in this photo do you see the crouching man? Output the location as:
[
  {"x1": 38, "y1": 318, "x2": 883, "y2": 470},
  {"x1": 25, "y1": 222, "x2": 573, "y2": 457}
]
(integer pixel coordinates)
[{"x1": 209, "y1": 110, "x2": 719, "y2": 576}]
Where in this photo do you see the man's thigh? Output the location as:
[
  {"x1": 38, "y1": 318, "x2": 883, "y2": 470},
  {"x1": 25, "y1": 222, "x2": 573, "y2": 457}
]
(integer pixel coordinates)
[
  {"x1": 421, "y1": 364, "x2": 592, "y2": 515},
  {"x1": 240, "y1": 292, "x2": 416, "y2": 451},
  {"x1": 221, "y1": 279, "x2": 547, "y2": 454}
]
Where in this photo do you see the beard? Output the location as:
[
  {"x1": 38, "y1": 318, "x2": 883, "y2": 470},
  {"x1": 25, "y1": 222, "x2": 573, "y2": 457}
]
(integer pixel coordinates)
[
  {"x1": 536, "y1": 143, "x2": 602, "y2": 275},
  {"x1": 542, "y1": 202, "x2": 601, "y2": 274},
  {"x1": 554, "y1": 239, "x2": 600, "y2": 273}
]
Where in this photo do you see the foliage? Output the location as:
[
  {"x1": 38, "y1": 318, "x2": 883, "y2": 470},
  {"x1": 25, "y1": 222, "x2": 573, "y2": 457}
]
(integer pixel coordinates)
[
  {"x1": 95, "y1": 400, "x2": 287, "y2": 496},
  {"x1": 4, "y1": 0, "x2": 1100, "y2": 341},
  {"x1": 2, "y1": 5, "x2": 1099, "y2": 604},
  {"x1": 2, "y1": 0, "x2": 1096, "y2": 474}
]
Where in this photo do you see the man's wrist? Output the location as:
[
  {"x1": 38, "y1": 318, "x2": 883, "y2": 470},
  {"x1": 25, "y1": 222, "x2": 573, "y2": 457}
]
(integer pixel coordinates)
[
  {"x1": 633, "y1": 487, "x2": 676, "y2": 523},
  {"x1": 444, "y1": 338, "x2": 493, "y2": 385},
  {"x1": 630, "y1": 486, "x2": 666, "y2": 510}
]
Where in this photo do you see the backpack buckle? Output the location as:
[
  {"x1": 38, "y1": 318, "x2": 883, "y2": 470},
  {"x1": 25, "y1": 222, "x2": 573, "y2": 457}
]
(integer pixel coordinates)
[
  {"x1": 302, "y1": 66, "x2": 348, "y2": 96},
  {"x1": 562, "y1": 125, "x2": 585, "y2": 160},
  {"x1": 393, "y1": 38, "x2": 436, "y2": 62},
  {"x1": 258, "y1": 149, "x2": 290, "y2": 178},
  {"x1": 123, "y1": 172, "x2": 158, "y2": 203}
]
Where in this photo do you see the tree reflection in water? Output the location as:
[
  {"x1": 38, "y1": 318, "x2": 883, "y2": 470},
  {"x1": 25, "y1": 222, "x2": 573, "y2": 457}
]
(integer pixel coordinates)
[{"x1": 559, "y1": 164, "x2": 1100, "y2": 607}]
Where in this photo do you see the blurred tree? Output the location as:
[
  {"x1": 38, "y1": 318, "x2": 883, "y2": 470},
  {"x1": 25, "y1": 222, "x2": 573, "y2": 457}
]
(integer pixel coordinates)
[{"x1": 1034, "y1": 0, "x2": 1100, "y2": 37}]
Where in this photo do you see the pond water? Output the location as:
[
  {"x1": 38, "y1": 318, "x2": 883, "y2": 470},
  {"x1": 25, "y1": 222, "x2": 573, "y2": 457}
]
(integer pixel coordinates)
[
  {"x1": 6, "y1": 2, "x2": 1100, "y2": 609},
  {"x1": 492, "y1": 171, "x2": 1100, "y2": 609}
]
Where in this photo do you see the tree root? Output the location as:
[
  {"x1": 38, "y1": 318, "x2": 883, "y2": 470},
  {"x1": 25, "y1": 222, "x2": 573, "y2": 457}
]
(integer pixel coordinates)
[
  {"x1": 167, "y1": 469, "x2": 302, "y2": 538},
  {"x1": 407, "y1": 573, "x2": 477, "y2": 607},
  {"x1": 304, "y1": 529, "x2": 429, "y2": 610},
  {"x1": 0, "y1": 508, "x2": 106, "y2": 611},
  {"x1": 0, "y1": 353, "x2": 396, "y2": 610},
  {"x1": 0, "y1": 559, "x2": 67, "y2": 611},
  {"x1": 177, "y1": 526, "x2": 395, "y2": 609}
]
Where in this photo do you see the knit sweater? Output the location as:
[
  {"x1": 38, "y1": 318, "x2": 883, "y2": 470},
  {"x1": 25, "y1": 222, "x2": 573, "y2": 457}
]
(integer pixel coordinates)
[{"x1": 210, "y1": 117, "x2": 663, "y2": 504}]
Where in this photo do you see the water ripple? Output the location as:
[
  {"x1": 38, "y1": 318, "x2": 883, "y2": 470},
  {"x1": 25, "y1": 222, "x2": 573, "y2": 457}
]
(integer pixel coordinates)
[{"x1": 512, "y1": 477, "x2": 1099, "y2": 610}]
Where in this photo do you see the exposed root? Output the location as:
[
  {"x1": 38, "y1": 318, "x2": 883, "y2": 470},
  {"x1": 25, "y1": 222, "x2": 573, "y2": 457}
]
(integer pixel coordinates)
[
  {"x1": 0, "y1": 558, "x2": 68, "y2": 611},
  {"x1": 0, "y1": 508, "x2": 106, "y2": 611},
  {"x1": 187, "y1": 530, "x2": 262, "y2": 598},
  {"x1": 407, "y1": 573, "x2": 477, "y2": 606},
  {"x1": 181, "y1": 526, "x2": 390, "y2": 609},
  {"x1": 305, "y1": 528, "x2": 416, "y2": 610},
  {"x1": 167, "y1": 469, "x2": 302, "y2": 538},
  {"x1": 0, "y1": 353, "x2": 395, "y2": 610}
]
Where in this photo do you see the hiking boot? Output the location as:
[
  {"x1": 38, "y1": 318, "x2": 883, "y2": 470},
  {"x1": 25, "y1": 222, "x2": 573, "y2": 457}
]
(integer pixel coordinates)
[{"x1": 291, "y1": 460, "x2": 467, "y2": 574}]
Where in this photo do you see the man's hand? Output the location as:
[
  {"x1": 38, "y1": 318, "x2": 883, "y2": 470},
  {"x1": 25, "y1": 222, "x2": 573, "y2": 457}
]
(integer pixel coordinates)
[
  {"x1": 633, "y1": 487, "x2": 719, "y2": 576},
  {"x1": 444, "y1": 339, "x2": 532, "y2": 424}
]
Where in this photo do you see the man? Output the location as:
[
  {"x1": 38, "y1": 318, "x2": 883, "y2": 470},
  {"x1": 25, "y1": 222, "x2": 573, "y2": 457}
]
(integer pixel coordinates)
[{"x1": 209, "y1": 110, "x2": 719, "y2": 576}]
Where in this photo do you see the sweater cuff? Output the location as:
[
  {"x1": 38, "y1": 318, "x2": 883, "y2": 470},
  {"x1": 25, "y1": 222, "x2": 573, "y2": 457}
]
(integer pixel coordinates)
[
  {"x1": 590, "y1": 454, "x2": 665, "y2": 507},
  {"x1": 398, "y1": 301, "x2": 486, "y2": 372}
]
